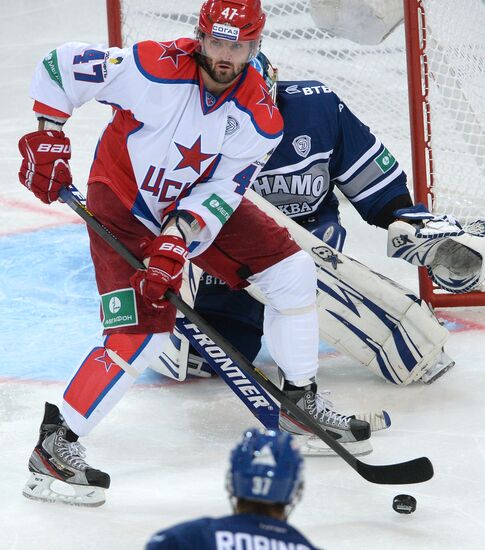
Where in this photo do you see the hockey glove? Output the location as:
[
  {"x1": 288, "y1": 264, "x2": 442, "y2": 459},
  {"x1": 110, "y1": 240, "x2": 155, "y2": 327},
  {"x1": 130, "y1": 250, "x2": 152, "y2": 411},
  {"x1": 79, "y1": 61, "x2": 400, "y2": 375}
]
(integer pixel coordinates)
[
  {"x1": 388, "y1": 204, "x2": 483, "y2": 293},
  {"x1": 387, "y1": 204, "x2": 464, "y2": 266},
  {"x1": 130, "y1": 235, "x2": 188, "y2": 309},
  {"x1": 18, "y1": 130, "x2": 72, "y2": 204}
]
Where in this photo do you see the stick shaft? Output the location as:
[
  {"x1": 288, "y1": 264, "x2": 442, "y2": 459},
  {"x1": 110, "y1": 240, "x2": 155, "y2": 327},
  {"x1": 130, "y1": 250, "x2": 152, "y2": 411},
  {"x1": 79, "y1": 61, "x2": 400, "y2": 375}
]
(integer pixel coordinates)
[{"x1": 59, "y1": 186, "x2": 433, "y2": 484}]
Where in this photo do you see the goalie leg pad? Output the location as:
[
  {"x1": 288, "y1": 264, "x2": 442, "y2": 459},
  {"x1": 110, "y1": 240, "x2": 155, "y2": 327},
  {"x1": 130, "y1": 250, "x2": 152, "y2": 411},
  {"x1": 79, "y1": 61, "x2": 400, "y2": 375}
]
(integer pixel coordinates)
[
  {"x1": 149, "y1": 261, "x2": 202, "y2": 380},
  {"x1": 246, "y1": 188, "x2": 449, "y2": 386},
  {"x1": 148, "y1": 324, "x2": 191, "y2": 380}
]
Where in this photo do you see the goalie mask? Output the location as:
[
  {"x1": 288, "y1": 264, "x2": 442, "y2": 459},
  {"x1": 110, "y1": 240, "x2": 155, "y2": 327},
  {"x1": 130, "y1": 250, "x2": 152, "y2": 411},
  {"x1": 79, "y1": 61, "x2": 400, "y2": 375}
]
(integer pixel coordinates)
[
  {"x1": 249, "y1": 51, "x2": 278, "y2": 102},
  {"x1": 226, "y1": 428, "x2": 304, "y2": 516},
  {"x1": 197, "y1": 0, "x2": 265, "y2": 63}
]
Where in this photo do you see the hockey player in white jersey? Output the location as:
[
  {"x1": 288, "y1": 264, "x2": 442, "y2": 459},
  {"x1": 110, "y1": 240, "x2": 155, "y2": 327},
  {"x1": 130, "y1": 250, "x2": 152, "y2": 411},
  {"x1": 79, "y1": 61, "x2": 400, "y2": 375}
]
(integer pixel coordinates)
[
  {"x1": 17, "y1": 0, "x2": 370, "y2": 507},
  {"x1": 191, "y1": 52, "x2": 463, "y2": 388}
]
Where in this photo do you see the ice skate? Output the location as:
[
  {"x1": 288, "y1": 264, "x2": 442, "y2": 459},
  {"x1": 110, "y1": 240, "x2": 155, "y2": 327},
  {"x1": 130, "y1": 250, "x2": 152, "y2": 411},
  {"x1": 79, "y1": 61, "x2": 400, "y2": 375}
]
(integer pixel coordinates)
[
  {"x1": 187, "y1": 352, "x2": 213, "y2": 378},
  {"x1": 23, "y1": 402, "x2": 110, "y2": 507},
  {"x1": 279, "y1": 380, "x2": 372, "y2": 457},
  {"x1": 420, "y1": 349, "x2": 455, "y2": 384},
  {"x1": 353, "y1": 409, "x2": 391, "y2": 432}
]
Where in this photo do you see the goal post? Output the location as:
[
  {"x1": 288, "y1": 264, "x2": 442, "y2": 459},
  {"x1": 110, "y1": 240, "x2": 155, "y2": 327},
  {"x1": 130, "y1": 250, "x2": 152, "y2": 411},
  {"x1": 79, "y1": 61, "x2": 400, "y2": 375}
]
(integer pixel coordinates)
[
  {"x1": 106, "y1": 0, "x2": 123, "y2": 48},
  {"x1": 105, "y1": 0, "x2": 485, "y2": 308},
  {"x1": 404, "y1": 0, "x2": 485, "y2": 307}
]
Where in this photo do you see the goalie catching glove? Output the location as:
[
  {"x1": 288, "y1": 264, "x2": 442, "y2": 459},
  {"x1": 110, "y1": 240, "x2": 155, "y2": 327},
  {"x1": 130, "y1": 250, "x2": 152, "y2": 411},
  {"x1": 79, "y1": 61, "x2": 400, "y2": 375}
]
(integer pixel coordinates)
[
  {"x1": 18, "y1": 130, "x2": 72, "y2": 204},
  {"x1": 388, "y1": 204, "x2": 485, "y2": 293},
  {"x1": 130, "y1": 235, "x2": 188, "y2": 309}
]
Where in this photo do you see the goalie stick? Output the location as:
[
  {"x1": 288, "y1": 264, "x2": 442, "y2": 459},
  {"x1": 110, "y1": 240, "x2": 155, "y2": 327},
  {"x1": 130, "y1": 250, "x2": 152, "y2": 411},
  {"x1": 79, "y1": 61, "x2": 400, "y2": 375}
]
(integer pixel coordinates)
[
  {"x1": 59, "y1": 186, "x2": 433, "y2": 485},
  {"x1": 174, "y1": 317, "x2": 391, "y2": 433},
  {"x1": 155, "y1": 261, "x2": 392, "y2": 433}
]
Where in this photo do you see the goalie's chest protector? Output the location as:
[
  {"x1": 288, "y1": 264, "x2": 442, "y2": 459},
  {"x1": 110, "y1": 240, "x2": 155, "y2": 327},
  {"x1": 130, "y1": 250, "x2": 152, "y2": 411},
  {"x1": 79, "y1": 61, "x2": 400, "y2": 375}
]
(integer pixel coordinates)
[
  {"x1": 252, "y1": 80, "x2": 339, "y2": 218},
  {"x1": 90, "y1": 40, "x2": 264, "y2": 231}
]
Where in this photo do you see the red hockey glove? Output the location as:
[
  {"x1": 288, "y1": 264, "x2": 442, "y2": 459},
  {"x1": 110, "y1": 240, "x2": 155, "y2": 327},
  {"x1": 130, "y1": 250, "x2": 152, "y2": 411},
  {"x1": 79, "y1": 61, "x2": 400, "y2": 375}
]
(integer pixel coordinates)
[
  {"x1": 18, "y1": 130, "x2": 72, "y2": 204},
  {"x1": 130, "y1": 235, "x2": 188, "y2": 309}
]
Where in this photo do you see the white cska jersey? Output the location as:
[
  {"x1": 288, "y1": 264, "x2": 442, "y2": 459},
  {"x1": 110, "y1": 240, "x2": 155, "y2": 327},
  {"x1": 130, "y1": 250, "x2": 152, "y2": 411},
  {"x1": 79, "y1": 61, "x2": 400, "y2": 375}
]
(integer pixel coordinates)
[{"x1": 30, "y1": 38, "x2": 283, "y2": 256}]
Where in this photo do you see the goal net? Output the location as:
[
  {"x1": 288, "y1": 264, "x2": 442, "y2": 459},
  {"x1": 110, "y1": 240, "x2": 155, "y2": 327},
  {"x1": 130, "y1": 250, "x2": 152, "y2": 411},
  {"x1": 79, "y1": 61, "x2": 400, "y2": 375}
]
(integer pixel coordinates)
[{"x1": 106, "y1": 0, "x2": 485, "y2": 306}]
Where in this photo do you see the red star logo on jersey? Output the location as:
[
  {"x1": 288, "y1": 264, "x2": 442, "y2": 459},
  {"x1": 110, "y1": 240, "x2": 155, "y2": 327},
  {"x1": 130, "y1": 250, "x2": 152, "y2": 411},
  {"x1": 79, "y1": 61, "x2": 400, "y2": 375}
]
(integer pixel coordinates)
[
  {"x1": 174, "y1": 136, "x2": 214, "y2": 174},
  {"x1": 158, "y1": 41, "x2": 188, "y2": 67},
  {"x1": 95, "y1": 350, "x2": 118, "y2": 373},
  {"x1": 256, "y1": 84, "x2": 277, "y2": 118}
]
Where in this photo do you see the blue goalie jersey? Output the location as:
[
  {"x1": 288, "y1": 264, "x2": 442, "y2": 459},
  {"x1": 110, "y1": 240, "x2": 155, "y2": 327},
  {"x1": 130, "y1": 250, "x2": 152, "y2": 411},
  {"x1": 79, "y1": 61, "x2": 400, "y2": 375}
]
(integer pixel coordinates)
[
  {"x1": 252, "y1": 80, "x2": 409, "y2": 225},
  {"x1": 146, "y1": 513, "x2": 322, "y2": 549},
  {"x1": 193, "y1": 79, "x2": 412, "y2": 347}
]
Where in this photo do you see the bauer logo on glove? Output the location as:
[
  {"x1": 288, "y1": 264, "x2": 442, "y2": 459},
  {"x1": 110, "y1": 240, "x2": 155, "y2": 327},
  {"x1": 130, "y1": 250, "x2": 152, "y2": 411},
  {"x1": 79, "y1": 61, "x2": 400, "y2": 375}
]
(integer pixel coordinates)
[
  {"x1": 36, "y1": 142, "x2": 71, "y2": 154},
  {"x1": 18, "y1": 130, "x2": 72, "y2": 204},
  {"x1": 130, "y1": 234, "x2": 188, "y2": 309}
]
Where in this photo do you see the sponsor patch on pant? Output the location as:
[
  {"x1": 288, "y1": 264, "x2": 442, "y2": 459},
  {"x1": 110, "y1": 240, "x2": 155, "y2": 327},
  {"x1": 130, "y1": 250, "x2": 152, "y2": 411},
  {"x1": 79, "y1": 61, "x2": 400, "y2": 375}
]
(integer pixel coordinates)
[{"x1": 101, "y1": 288, "x2": 138, "y2": 329}]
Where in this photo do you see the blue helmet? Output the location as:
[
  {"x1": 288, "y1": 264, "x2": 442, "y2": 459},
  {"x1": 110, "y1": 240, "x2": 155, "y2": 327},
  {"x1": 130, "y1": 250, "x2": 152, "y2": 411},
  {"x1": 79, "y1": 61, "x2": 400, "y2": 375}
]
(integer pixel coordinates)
[
  {"x1": 249, "y1": 52, "x2": 278, "y2": 101},
  {"x1": 227, "y1": 428, "x2": 304, "y2": 506}
]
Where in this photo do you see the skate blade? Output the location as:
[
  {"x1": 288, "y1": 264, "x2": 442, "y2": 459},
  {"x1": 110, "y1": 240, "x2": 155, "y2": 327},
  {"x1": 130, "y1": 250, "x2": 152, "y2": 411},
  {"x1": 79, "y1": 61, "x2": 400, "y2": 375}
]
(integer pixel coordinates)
[
  {"x1": 295, "y1": 436, "x2": 373, "y2": 457},
  {"x1": 421, "y1": 359, "x2": 456, "y2": 384},
  {"x1": 22, "y1": 472, "x2": 106, "y2": 507}
]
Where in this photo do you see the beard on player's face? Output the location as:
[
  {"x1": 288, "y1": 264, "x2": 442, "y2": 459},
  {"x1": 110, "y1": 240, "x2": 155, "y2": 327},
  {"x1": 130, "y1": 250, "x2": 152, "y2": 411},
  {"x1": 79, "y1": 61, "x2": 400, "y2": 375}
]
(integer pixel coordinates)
[
  {"x1": 196, "y1": 34, "x2": 254, "y2": 89},
  {"x1": 199, "y1": 54, "x2": 246, "y2": 85}
]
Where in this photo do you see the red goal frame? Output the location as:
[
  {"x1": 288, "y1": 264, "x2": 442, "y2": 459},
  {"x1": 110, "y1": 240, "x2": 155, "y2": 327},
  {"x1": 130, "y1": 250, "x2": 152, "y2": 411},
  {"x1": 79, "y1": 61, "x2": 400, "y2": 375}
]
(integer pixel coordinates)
[{"x1": 404, "y1": 0, "x2": 485, "y2": 307}]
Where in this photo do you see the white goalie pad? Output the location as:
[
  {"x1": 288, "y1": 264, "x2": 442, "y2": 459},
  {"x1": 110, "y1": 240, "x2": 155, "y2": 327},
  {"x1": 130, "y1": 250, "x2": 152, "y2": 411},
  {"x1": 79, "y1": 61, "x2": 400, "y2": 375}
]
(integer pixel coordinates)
[
  {"x1": 148, "y1": 262, "x2": 201, "y2": 380},
  {"x1": 246, "y1": 189, "x2": 449, "y2": 385}
]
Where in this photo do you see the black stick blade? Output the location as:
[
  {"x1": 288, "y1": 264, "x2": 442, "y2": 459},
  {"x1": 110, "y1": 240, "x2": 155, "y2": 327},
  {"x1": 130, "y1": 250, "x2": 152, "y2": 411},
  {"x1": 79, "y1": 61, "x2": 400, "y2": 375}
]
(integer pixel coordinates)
[{"x1": 357, "y1": 457, "x2": 434, "y2": 485}]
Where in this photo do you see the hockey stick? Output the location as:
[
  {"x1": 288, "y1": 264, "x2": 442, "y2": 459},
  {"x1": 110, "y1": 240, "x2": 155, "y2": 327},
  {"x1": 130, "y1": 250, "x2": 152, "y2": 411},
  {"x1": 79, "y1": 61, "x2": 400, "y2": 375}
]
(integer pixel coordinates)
[
  {"x1": 59, "y1": 186, "x2": 433, "y2": 485},
  {"x1": 158, "y1": 264, "x2": 391, "y2": 432}
]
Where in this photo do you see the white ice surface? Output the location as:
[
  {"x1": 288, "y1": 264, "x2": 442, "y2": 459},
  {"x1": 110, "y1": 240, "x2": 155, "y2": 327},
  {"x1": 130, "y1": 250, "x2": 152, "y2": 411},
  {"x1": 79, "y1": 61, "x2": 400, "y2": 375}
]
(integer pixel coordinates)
[{"x1": 1, "y1": 2, "x2": 485, "y2": 549}]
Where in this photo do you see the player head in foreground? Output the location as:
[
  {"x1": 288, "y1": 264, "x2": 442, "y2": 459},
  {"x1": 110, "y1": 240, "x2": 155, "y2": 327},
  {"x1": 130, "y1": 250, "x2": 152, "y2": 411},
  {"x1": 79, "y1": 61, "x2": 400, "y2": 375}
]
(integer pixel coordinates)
[{"x1": 145, "y1": 428, "x2": 322, "y2": 549}]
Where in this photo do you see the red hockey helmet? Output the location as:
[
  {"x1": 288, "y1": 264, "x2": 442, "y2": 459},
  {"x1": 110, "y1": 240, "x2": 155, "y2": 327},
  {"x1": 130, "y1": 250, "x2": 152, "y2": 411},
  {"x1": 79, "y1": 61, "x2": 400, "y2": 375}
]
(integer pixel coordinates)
[{"x1": 198, "y1": 0, "x2": 266, "y2": 43}]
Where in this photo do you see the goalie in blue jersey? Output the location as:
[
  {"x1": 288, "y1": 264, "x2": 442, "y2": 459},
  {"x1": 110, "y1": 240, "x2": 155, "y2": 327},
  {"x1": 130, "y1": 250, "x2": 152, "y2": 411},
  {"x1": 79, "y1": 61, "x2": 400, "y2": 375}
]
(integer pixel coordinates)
[
  {"x1": 188, "y1": 52, "x2": 484, "y2": 387},
  {"x1": 146, "y1": 428, "x2": 321, "y2": 550}
]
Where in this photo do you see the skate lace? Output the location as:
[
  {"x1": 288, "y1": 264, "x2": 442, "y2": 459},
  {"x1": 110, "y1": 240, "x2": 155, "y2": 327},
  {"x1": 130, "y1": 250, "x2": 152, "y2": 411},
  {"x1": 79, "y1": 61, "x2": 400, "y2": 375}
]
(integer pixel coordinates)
[
  {"x1": 56, "y1": 436, "x2": 89, "y2": 470},
  {"x1": 307, "y1": 390, "x2": 352, "y2": 427}
]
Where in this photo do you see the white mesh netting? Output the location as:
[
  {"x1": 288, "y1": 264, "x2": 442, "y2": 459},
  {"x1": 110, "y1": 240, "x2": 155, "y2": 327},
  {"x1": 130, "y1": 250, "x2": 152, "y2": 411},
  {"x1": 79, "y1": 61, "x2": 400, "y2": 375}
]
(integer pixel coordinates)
[
  {"x1": 420, "y1": 0, "x2": 485, "y2": 227},
  {"x1": 114, "y1": 0, "x2": 485, "y2": 228}
]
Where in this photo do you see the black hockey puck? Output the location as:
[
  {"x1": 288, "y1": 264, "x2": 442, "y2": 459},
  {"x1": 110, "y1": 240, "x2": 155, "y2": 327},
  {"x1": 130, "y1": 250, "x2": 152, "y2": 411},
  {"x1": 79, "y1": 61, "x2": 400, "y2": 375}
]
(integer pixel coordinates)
[{"x1": 392, "y1": 494, "x2": 416, "y2": 514}]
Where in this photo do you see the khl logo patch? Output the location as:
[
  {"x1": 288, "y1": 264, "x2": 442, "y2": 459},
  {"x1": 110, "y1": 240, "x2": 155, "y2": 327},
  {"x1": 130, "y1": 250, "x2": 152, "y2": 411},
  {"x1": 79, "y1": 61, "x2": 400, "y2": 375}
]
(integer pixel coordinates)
[
  {"x1": 292, "y1": 135, "x2": 311, "y2": 158},
  {"x1": 225, "y1": 116, "x2": 240, "y2": 136}
]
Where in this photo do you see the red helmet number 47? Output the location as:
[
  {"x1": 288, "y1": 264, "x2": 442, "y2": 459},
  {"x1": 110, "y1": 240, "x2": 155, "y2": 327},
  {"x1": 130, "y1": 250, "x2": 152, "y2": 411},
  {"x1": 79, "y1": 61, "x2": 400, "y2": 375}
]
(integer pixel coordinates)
[{"x1": 198, "y1": 0, "x2": 266, "y2": 42}]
